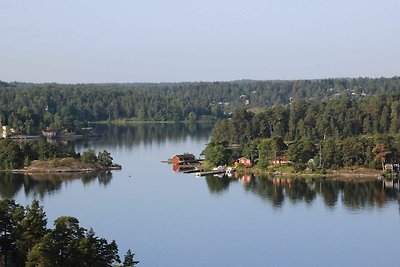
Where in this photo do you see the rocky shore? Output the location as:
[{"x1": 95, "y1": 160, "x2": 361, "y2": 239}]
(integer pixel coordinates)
[{"x1": 9, "y1": 157, "x2": 121, "y2": 174}]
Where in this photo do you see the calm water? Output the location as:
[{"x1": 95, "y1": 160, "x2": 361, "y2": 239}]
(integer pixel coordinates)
[{"x1": 1, "y1": 124, "x2": 400, "y2": 267}]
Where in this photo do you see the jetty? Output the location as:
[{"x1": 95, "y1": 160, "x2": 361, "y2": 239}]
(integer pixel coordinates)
[
  {"x1": 195, "y1": 170, "x2": 226, "y2": 177},
  {"x1": 183, "y1": 169, "x2": 201, "y2": 174}
]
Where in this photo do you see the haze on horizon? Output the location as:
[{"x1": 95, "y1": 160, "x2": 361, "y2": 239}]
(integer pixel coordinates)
[{"x1": 0, "y1": 0, "x2": 399, "y2": 84}]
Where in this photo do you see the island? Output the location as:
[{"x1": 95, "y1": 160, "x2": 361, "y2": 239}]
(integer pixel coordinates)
[
  {"x1": 0, "y1": 136, "x2": 121, "y2": 174},
  {"x1": 12, "y1": 157, "x2": 121, "y2": 174}
]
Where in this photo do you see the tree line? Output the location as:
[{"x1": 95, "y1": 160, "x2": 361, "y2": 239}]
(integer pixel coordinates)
[
  {"x1": 207, "y1": 94, "x2": 400, "y2": 170},
  {"x1": 0, "y1": 76, "x2": 400, "y2": 134},
  {"x1": 0, "y1": 199, "x2": 138, "y2": 267},
  {"x1": 211, "y1": 94, "x2": 400, "y2": 143}
]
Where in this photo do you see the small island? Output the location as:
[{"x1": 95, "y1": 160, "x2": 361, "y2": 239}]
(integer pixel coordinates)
[
  {"x1": 13, "y1": 156, "x2": 121, "y2": 174},
  {"x1": 0, "y1": 136, "x2": 121, "y2": 174}
]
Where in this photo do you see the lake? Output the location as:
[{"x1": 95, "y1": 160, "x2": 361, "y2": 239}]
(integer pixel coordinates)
[{"x1": 1, "y1": 123, "x2": 400, "y2": 267}]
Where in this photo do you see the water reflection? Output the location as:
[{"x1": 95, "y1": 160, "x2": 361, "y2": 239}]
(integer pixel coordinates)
[
  {"x1": 0, "y1": 171, "x2": 113, "y2": 199},
  {"x1": 76, "y1": 123, "x2": 213, "y2": 148},
  {"x1": 204, "y1": 174, "x2": 399, "y2": 210}
]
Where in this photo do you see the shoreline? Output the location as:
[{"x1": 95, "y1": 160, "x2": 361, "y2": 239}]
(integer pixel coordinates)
[
  {"x1": 200, "y1": 161, "x2": 383, "y2": 181},
  {"x1": 8, "y1": 165, "x2": 122, "y2": 175},
  {"x1": 2, "y1": 157, "x2": 121, "y2": 175},
  {"x1": 90, "y1": 119, "x2": 216, "y2": 125}
]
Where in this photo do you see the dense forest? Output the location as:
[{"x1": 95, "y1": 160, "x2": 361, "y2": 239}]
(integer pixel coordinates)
[
  {"x1": 207, "y1": 93, "x2": 400, "y2": 170},
  {"x1": 0, "y1": 77, "x2": 400, "y2": 134},
  {"x1": 0, "y1": 199, "x2": 138, "y2": 267}
]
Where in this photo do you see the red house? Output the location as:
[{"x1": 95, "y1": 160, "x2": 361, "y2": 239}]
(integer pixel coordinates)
[
  {"x1": 171, "y1": 153, "x2": 196, "y2": 164},
  {"x1": 271, "y1": 155, "x2": 289, "y2": 166},
  {"x1": 238, "y1": 157, "x2": 253, "y2": 167}
]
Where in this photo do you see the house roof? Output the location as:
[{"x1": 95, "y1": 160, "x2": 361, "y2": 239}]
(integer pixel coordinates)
[{"x1": 173, "y1": 154, "x2": 195, "y2": 160}]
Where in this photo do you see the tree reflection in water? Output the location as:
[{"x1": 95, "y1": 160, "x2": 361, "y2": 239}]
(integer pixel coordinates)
[
  {"x1": 0, "y1": 171, "x2": 113, "y2": 199},
  {"x1": 205, "y1": 174, "x2": 400, "y2": 210},
  {"x1": 75, "y1": 123, "x2": 213, "y2": 149}
]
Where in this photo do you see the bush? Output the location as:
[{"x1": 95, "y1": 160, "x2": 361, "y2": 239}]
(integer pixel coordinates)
[{"x1": 80, "y1": 149, "x2": 97, "y2": 163}]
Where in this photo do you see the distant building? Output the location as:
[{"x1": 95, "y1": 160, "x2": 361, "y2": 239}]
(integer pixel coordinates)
[
  {"x1": 237, "y1": 157, "x2": 253, "y2": 167},
  {"x1": 271, "y1": 155, "x2": 289, "y2": 166},
  {"x1": 2, "y1": 126, "x2": 16, "y2": 138},
  {"x1": 171, "y1": 153, "x2": 196, "y2": 164},
  {"x1": 384, "y1": 163, "x2": 400, "y2": 173},
  {"x1": 42, "y1": 129, "x2": 58, "y2": 138}
]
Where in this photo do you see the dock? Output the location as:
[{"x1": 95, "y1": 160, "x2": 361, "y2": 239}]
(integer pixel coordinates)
[
  {"x1": 195, "y1": 170, "x2": 226, "y2": 177},
  {"x1": 183, "y1": 169, "x2": 201, "y2": 174}
]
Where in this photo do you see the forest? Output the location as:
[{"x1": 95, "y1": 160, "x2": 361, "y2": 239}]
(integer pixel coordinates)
[
  {"x1": 206, "y1": 93, "x2": 400, "y2": 170},
  {"x1": 0, "y1": 76, "x2": 400, "y2": 135},
  {"x1": 0, "y1": 199, "x2": 138, "y2": 267}
]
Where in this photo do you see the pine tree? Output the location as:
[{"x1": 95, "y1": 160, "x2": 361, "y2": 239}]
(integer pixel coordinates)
[{"x1": 123, "y1": 249, "x2": 139, "y2": 267}]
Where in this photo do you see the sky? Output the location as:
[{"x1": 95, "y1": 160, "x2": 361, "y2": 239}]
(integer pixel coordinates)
[{"x1": 0, "y1": 0, "x2": 399, "y2": 83}]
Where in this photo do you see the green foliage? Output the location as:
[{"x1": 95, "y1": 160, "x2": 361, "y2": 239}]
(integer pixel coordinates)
[
  {"x1": 1, "y1": 77, "x2": 400, "y2": 132},
  {"x1": 212, "y1": 94, "x2": 400, "y2": 143},
  {"x1": 209, "y1": 93, "x2": 400, "y2": 170},
  {"x1": 0, "y1": 139, "x2": 23, "y2": 169},
  {"x1": 123, "y1": 249, "x2": 139, "y2": 267},
  {"x1": 81, "y1": 149, "x2": 98, "y2": 163},
  {"x1": 257, "y1": 136, "x2": 287, "y2": 168},
  {"x1": 0, "y1": 138, "x2": 79, "y2": 170},
  {"x1": 286, "y1": 140, "x2": 317, "y2": 168},
  {"x1": 0, "y1": 199, "x2": 24, "y2": 267},
  {"x1": 97, "y1": 150, "x2": 113, "y2": 167},
  {"x1": 205, "y1": 141, "x2": 233, "y2": 166},
  {"x1": 18, "y1": 200, "x2": 48, "y2": 265},
  {"x1": 0, "y1": 199, "x2": 129, "y2": 267}
]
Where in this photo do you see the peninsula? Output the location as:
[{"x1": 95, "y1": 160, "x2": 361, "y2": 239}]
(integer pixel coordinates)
[{"x1": 204, "y1": 94, "x2": 400, "y2": 179}]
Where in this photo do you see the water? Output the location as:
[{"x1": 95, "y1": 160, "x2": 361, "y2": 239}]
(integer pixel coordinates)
[{"x1": 1, "y1": 124, "x2": 400, "y2": 267}]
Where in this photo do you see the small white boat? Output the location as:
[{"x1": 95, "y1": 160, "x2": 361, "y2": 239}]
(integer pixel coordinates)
[
  {"x1": 213, "y1": 165, "x2": 225, "y2": 172},
  {"x1": 225, "y1": 167, "x2": 235, "y2": 177}
]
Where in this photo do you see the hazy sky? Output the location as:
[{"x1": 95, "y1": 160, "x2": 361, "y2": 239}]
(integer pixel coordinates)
[{"x1": 0, "y1": 0, "x2": 399, "y2": 83}]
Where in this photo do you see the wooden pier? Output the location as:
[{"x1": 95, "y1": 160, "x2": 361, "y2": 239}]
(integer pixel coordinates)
[
  {"x1": 183, "y1": 169, "x2": 201, "y2": 174},
  {"x1": 195, "y1": 170, "x2": 226, "y2": 177}
]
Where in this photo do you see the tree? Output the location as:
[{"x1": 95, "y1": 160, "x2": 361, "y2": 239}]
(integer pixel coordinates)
[
  {"x1": 0, "y1": 199, "x2": 24, "y2": 267},
  {"x1": 320, "y1": 138, "x2": 342, "y2": 169},
  {"x1": 97, "y1": 150, "x2": 113, "y2": 167},
  {"x1": 372, "y1": 143, "x2": 390, "y2": 170},
  {"x1": 0, "y1": 199, "x2": 126, "y2": 267},
  {"x1": 78, "y1": 228, "x2": 120, "y2": 267},
  {"x1": 46, "y1": 216, "x2": 85, "y2": 266},
  {"x1": 18, "y1": 200, "x2": 48, "y2": 265},
  {"x1": 205, "y1": 141, "x2": 232, "y2": 166},
  {"x1": 286, "y1": 140, "x2": 317, "y2": 169},
  {"x1": 81, "y1": 149, "x2": 97, "y2": 163},
  {"x1": 257, "y1": 136, "x2": 287, "y2": 168},
  {"x1": 0, "y1": 139, "x2": 24, "y2": 169},
  {"x1": 123, "y1": 249, "x2": 139, "y2": 267}
]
